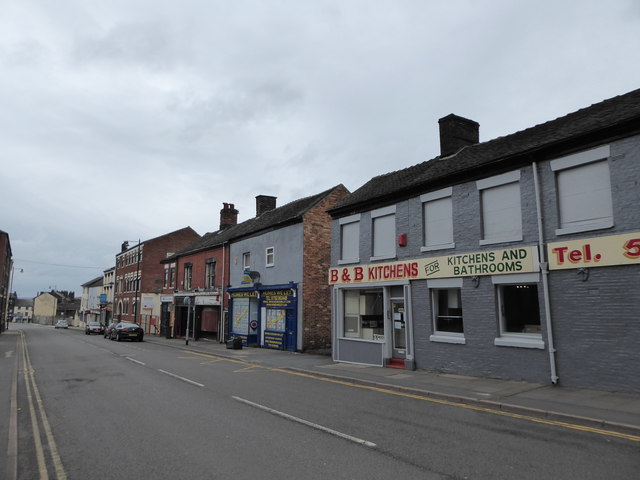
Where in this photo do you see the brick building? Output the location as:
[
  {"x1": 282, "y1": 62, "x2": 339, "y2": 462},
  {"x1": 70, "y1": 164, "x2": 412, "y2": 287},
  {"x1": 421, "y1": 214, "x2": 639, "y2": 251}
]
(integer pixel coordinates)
[
  {"x1": 113, "y1": 227, "x2": 200, "y2": 334},
  {"x1": 0, "y1": 230, "x2": 12, "y2": 333},
  {"x1": 329, "y1": 89, "x2": 640, "y2": 393},
  {"x1": 160, "y1": 203, "x2": 240, "y2": 342},
  {"x1": 227, "y1": 185, "x2": 350, "y2": 351}
]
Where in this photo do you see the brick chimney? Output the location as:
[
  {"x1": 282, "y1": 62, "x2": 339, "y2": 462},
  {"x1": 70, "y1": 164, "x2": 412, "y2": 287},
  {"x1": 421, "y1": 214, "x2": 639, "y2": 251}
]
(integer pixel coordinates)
[
  {"x1": 121, "y1": 241, "x2": 129, "y2": 252},
  {"x1": 438, "y1": 114, "x2": 479, "y2": 157},
  {"x1": 256, "y1": 195, "x2": 277, "y2": 217},
  {"x1": 219, "y1": 202, "x2": 239, "y2": 230}
]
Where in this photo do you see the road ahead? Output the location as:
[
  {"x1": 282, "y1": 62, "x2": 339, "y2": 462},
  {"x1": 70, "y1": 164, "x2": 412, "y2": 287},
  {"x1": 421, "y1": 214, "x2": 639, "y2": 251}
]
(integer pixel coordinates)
[{"x1": 2, "y1": 324, "x2": 638, "y2": 480}]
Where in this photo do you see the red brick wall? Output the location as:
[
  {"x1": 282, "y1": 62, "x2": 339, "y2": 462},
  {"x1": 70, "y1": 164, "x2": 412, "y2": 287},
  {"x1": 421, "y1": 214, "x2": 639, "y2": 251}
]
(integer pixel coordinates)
[
  {"x1": 301, "y1": 185, "x2": 350, "y2": 350},
  {"x1": 175, "y1": 244, "x2": 231, "y2": 309},
  {"x1": 114, "y1": 227, "x2": 200, "y2": 321}
]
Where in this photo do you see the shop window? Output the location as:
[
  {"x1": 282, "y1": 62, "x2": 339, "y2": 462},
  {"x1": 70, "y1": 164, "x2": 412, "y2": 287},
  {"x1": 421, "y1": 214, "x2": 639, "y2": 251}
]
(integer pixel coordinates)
[
  {"x1": 266, "y1": 247, "x2": 275, "y2": 267},
  {"x1": 339, "y1": 214, "x2": 360, "y2": 264},
  {"x1": 428, "y1": 278, "x2": 464, "y2": 344},
  {"x1": 421, "y1": 187, "x2": 454, "y2": 251},
  {"x1": 371, "y1": 206, "x2": 396, "y2": 260},
  {"x1": 343, "y1": 289, "x2": 384, "y2": 340},
  {"x1": 477, "y1": 171, "x2": 522, "y2": 245},
  {"x1": 550, "y1": 145, "x2": 612, "y2": 235},
  {"x1": 494, "y1": 280, "x2": 544, "y2": 349}
]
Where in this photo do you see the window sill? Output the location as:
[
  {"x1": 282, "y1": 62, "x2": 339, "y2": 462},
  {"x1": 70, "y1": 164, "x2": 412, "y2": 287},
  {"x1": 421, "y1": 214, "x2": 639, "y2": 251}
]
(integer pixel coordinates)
[
  {"x1": 338, "y1": 258, "x2": 360, "y2": 265},
  {"x1": 370, "y1": 254, "x2": 396, "y2": 262},
  {"x1": 494, "y1": 335, "x2": 544, "y2": 349},
  {"x1": 430, "y1": 334, "x2": 466, "y2": 345},
  {"x1": 421, "y1": 243, "x2": 455, "y2": 252},
  {"x1": 479, "y1": 235, "x2": 523, "y2": 246},
  {"x1": 555, "y1": 219, "x2": 613, "y2": 236},
  {"x1": 339, "y1": 336, "x2": 384, "y2": 344}
]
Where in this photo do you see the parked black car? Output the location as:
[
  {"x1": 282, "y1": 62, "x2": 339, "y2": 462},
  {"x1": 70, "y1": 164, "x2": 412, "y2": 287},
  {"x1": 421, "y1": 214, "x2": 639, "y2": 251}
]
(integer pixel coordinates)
[
  {"x1": 104, "y1": 322, "x2": 118, "y2": 338},
  {"x1": 85, "y1": 321, "x2": 105, "y2": 335},
  {"x1": 110, "y1": 322, "x2": 144, "y2": 342}
]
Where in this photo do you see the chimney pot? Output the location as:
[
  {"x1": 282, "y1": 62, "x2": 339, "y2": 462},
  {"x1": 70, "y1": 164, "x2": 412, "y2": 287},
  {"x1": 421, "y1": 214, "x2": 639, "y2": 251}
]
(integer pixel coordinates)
[{"x1": 438, "y1": 114, "x2": 479, "y2": 157}]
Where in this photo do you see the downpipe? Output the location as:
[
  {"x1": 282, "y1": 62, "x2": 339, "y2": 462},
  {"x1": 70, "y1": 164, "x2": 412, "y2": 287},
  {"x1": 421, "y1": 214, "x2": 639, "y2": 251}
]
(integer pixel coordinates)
[{"x1": 533, "y1": 161, "x2": 559, "y2": 384}]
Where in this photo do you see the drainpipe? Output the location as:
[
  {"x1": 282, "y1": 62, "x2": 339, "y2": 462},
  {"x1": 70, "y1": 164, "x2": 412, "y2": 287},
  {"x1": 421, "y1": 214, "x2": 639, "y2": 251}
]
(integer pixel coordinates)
[
  {"x1": 221, "y1": 241, "x2": 227, "y2": 343},
  {"x1": 533, "y1": 162, "x2": 559, "y2": 384}
]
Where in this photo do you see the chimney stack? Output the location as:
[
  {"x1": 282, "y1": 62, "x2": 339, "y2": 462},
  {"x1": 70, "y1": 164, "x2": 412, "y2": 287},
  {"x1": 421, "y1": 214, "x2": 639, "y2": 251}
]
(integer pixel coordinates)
[
  {"x1": 121, "y1": 241, "x2": 129, "y2": 252},
  {"x1": 438, "y1": 114, "x2": 479, "y2": 157},
  {"x1": 219, "y1": 202, "x2": 239, "y2": 230},
  {"x1": 256, "y1": 195, "x2": 277, "y2": 217}
]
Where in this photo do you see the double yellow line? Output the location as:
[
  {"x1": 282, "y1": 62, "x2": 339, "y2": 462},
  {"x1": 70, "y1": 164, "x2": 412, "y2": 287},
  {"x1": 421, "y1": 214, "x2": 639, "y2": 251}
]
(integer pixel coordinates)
[
  {"x1": 186, "y1": 350, "x2": 640, "y2": 443},
  {"x1": 19, "y1": 330, "x2": 67, "y2": 480}
]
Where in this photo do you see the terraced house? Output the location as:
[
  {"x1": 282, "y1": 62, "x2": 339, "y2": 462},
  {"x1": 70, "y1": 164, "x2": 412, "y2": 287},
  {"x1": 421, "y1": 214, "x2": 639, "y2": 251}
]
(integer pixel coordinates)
[{"x1": 328, "y1": 89, "x2": 640, "y2": 393}]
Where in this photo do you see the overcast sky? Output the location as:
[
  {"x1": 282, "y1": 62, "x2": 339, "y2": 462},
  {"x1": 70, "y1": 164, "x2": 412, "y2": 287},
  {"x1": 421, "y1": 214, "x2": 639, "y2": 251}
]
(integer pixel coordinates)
[{"x1": 2, "y1": 0, "x2": 639, "y2": 298}]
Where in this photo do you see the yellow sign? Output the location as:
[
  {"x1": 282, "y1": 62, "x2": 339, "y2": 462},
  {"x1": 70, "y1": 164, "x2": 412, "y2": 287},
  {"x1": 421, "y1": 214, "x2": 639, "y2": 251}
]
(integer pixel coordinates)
[
  {"x1": 548, "y1": 232, "x2": 640, "y2": 270},
  {"x1": 329, "y1": 246, "x2": 539, "y2": 285}
]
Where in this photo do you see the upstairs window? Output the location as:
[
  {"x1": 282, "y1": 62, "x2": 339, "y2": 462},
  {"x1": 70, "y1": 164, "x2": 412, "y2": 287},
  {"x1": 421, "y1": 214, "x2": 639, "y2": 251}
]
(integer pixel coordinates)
[
  {"x1": 477, "y1": 171, "x2": 522, "y2": 245},
  {"x1": 371, "y1": 206, "x2": 396, "y2": 260},
  {"x1": 422, "y1": 187, "x2": 454, "y2": 251},
  {"x1": 242, "y1": 252, "x2": 251, "y2": 270},
  {"x1": 183, "y1": 263, "x2": 193, "y2": 290},
  {"x1": 205, "y1": 259, "x2": 216, "y2": 288},
  {"x1": 265, "y1": 247, "x2": 275, "y2": 267},
  {"x1": 339, "y1": 214, "x2": 360, "y2": 264},
  {"x1": 550, "y1": 145, "x2": 613, "y2": 235}
]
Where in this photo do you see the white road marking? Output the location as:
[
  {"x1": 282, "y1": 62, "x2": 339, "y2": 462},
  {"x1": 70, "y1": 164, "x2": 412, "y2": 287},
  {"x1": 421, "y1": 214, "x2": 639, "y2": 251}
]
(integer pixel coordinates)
[
  {"x1": 125, "y1": 357, "x2": 146, "y2": 366},
  {"x1": 157, "y1": 369, "x2": 204, "y2": 387},
  {"x1": 232, "y1": 396, "x2": 376, "y2": 448}
]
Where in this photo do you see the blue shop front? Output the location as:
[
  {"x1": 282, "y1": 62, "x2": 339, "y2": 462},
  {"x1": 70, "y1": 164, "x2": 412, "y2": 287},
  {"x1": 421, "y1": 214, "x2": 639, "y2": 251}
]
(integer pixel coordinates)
[{"x1": 228, "y1": 283, "x2": 298, "y2": 351}]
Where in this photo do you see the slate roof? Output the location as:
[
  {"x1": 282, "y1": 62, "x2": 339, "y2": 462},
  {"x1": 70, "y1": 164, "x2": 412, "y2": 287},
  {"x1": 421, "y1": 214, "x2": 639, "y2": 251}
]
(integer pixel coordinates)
[
  {"x1": 81, "y1": 276, "x2": 104, "y2": 288},
  {"x1": 165, "y1": 185, "x2": 347, "y2": 261},
  {"x1": 330, "y1": 88, "x2": 640, "y2": 216}
]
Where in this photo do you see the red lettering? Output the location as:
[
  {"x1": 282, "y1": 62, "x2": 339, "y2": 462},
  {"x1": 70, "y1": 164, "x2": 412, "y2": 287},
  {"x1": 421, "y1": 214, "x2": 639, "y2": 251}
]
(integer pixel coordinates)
[
  {"x1": 354, "y1": 267, "x2": 364, "y2": 281},
  {"x1": 330, "y1": 269, "x2": 338, "y2": 283},
  {"x1": 624, "y1": 238, "x2": 640, "y2": 259},
  {"x1": 568, "y1": 249, "x2": 582, "y2": 263},
  {"x1": 552, "y1": 246, "x2": 568, "y2": 264}
]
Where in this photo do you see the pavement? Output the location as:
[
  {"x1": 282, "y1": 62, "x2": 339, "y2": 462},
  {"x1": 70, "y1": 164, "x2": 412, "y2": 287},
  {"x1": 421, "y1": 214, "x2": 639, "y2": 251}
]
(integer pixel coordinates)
[{"x1": 142, "y1": 334, "x2": 640, "y2": 438}]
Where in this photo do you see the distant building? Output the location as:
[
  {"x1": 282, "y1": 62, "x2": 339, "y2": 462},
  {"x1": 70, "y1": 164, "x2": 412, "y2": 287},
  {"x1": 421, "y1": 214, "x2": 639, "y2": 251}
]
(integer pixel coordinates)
[
  {"x1": 102, "y1": 266, "x2": 115, "y2": 325},
  {"x1": 113, "y1": 227, "x2": 201, "y2": 335},
  {"x1": 0, "y1": 230, "x2": 12, "y2": 333},
  {"x1": 12, "y1": 297, "x2": 33, "y2": 322},
  {"x1": 80, "y1": 276, "x2": 104, "y2": 324},
  {"x1": 33, "y1": 290, "x2": 80, "y2": 326}
]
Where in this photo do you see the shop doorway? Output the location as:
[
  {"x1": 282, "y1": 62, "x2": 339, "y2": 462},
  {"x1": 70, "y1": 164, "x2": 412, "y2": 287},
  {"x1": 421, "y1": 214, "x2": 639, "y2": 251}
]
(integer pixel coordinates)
[{"x1": 391, "y1": 299, "x2": 406, "y2": 359}]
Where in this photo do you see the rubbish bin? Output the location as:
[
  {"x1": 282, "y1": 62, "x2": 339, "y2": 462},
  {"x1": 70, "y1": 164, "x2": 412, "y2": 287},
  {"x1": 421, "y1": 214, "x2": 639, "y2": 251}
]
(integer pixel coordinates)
[{"x1": 226, "y1": 336, "x2": 243, "y2": 350}]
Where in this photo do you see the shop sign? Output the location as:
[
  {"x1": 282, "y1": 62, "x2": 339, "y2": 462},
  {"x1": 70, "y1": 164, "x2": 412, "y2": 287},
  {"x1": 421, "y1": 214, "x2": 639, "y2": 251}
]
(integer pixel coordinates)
[
  {"x1": 264, "y1": 331, "x2": 285, "y2": 350},
  {"x1": 195, "y1": 295, "x2": 220, "y2": 306},
  {"x1": 329, "y1": 246, "x2": 539, "y2": 285},
  {"x1": 548, "y1": 232, "x2": 640, "y2": 270},
  {"x1": 142, "y1": 298, "x2": 154, "y2": 310},
  {"x1": 230, "y1": 291, "x2": 257, "y2": 298},
  {"x1": 261, "y1": 289, "x2": 295, "y2": 308}
]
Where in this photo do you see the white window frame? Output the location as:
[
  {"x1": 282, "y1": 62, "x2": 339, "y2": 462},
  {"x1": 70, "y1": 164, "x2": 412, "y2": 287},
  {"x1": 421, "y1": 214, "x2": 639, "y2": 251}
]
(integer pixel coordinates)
[
  {"x1": 421, "y1": 187, "x2": 455, "y2": 252},
  {"x1": 242, "y1": 252, "x2": 251, "y2": 270},
  {"x1": 265, "y1": 247, "x2": 275, "y2": 267},
  {"x1": 428, "y1": 278, "x2": 465, "y2": 344},
  {"x1": 476, "y1": 171, "x2": 523, "y2": 246},
  {"x1": 370, "y1": 205, "x2": 396, "y2": 261},
  {"x1": 339, "y1": 214, "x2": 360, "y2": 265},
  {"x1": 492, "y1": 273, "x2": 544, "y2": 349},
  {"x1": 550, "y1": 145, "x2": 613, "y2": 236}
]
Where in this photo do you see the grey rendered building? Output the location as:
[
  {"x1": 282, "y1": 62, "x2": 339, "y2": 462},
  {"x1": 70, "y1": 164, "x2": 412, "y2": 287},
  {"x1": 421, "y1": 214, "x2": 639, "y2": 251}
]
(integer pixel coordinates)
[{"x1": 328, "y1": 88, "x2": 640, "y2": 393}]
